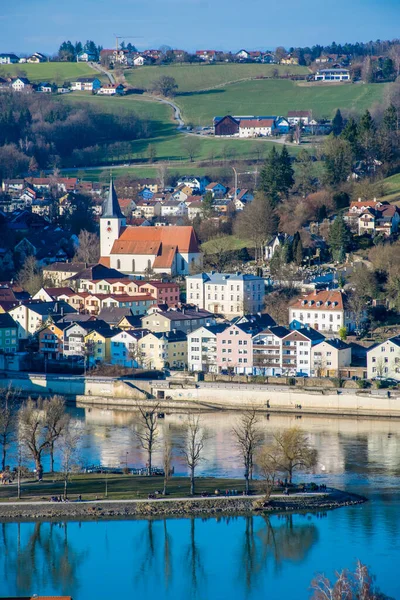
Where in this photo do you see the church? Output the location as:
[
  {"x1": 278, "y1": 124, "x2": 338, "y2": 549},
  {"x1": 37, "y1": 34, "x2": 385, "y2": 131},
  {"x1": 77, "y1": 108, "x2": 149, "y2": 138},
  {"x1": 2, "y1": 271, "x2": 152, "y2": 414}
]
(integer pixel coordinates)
[{"x1": 100, "y1": 180, "x2": 202, "y2": 276}]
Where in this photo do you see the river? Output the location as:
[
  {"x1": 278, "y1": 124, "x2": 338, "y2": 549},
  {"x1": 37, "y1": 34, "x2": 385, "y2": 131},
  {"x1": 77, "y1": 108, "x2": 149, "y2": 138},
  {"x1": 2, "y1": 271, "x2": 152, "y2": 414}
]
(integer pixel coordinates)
[{"x1": 1, "y1": 408, "x2": 400, "y2": 599}]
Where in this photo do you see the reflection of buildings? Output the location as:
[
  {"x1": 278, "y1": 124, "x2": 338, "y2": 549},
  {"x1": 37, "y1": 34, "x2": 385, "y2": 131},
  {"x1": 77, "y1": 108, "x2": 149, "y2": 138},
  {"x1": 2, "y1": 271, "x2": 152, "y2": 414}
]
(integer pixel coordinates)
[{"x1": 72, "y1": 406, "x2": 400, "y2": 476}]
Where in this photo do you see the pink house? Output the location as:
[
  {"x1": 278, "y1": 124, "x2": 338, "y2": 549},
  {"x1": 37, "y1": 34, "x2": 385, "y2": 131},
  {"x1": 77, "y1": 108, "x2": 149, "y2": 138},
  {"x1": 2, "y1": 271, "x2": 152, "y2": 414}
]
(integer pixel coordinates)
[
  {"x1": 137, "y1": 281, "x2": 180, "y2": 306},
  {"x1": 216, "y1": 323, "x2": 254, "y2": 374}
]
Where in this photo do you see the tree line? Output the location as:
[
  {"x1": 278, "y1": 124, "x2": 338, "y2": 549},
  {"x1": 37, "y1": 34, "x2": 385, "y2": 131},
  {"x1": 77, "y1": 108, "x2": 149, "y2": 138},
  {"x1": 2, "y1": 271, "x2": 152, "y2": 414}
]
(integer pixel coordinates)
[{"x1": 0, "y1": 92, "x2": 153, "y2": 180}]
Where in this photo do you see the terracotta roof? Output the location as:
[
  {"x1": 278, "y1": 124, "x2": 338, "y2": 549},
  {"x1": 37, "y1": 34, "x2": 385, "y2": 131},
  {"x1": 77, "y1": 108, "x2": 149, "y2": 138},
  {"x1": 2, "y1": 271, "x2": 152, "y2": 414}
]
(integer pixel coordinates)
[
  {"x1": 153, "y1": 245, "x2": 177, "y2": 269},
  {"x1": 288, "y1": 111, "x2": 312, "y2": 117},
  {"x1": 117, "y1": 226, "x2": 199, "y2": 253},
  {"x1": 350, "y1": 199, "x2": 383, "y2": 209},
  {"x1": 290, "y1": 290, "x2": 345, "y2": 311},
  {"x1": 99, "y1": 256, "x2": 110, "y2": 267},
  {"x1": 111, "y1": 240, "x2": 161, "y2": 255}
]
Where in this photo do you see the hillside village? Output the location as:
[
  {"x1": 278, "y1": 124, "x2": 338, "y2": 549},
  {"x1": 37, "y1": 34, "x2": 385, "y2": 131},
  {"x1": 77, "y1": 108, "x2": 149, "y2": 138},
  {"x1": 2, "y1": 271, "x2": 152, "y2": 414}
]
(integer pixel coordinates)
[{"x1": 0, "y1": 173, "x2": 399, "y2": 386}]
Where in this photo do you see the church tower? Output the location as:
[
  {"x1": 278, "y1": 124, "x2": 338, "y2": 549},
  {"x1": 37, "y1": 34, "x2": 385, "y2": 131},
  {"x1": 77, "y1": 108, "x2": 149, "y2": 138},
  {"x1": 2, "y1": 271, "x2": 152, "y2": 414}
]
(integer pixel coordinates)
[{"x1": 100, "y1": 178, "x2": 126, "y2": 258}]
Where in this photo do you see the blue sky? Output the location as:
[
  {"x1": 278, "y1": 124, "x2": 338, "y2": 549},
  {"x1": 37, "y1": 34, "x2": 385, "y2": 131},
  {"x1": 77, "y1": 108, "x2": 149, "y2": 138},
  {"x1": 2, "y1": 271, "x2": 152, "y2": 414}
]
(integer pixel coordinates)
[{"x1": 2, "y1": 0, "x2": 400, "y2": 55}]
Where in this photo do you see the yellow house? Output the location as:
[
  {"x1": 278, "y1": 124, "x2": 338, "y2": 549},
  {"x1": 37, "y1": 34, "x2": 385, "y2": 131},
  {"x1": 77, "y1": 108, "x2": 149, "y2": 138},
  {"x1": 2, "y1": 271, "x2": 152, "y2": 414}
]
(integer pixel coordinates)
[
  {"x1": 281, "y1": 55, "x2": 299, "y2": 65},
  {"x1": 140, "y1": 330, "x2": 187, "y2": 370},
  {"x1": 84, "y1": 327, "x2": 114, "y2": 364}
]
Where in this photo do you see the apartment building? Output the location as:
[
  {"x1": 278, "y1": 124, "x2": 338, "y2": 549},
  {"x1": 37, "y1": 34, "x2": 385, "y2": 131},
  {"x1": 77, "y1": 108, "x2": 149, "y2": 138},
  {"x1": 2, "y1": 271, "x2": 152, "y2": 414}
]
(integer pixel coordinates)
[
  {"x1": 289, "y1": 290, "x2": 362, "y2": 334},
  {"x1": 367, "y1": 337, "x2": 400, "y2": 380},
  {"x1": 186, "y1": 272, "x2": 265, "y2": 317},
  {"x1": 187, "y1": 324, "x2": 228, "y2": 372}
]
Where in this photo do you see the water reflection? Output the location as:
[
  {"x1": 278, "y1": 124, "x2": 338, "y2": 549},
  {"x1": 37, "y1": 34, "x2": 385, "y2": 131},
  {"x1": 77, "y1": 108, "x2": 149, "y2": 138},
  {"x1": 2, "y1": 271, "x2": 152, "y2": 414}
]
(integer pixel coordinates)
[{"x1": 0, "y1": 522, "x2": 85, "y2": 597}]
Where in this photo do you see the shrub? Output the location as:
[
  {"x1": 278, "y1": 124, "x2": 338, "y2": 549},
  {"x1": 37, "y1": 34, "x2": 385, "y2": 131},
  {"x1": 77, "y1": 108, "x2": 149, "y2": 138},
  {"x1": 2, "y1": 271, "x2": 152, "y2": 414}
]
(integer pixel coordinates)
[
  {"x1": 330, "y1": 377, "x2": 344, "y2": 388},
  {"x1": 288, "y1": 377, "x2": 296, "y2": 386},
  {"x1": 356, "y1": 379, "x2": 371, "y2": 389}
]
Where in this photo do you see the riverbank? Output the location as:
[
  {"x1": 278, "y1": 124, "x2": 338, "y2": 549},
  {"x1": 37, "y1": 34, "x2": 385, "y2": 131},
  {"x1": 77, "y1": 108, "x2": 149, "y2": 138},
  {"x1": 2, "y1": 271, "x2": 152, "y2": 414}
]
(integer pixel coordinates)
[
  {"x1": 0, "y1": 489, "x2": 365, "y2": 522},
  {"x1": 2, "y1": 372, "x2": 400, "y2": 418}
]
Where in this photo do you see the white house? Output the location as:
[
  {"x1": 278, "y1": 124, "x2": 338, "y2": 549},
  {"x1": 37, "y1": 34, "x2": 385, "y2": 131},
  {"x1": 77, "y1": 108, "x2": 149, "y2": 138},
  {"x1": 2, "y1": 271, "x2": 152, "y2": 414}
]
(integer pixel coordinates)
[
  {"x1": 236, "y1": 49, "x2": 250, "y2": 60},
  {"x1": 287, "y1": 111, "x2": 312, "y2": 126},
  {"x1": 98, "y1": 83, "x2": 125, "y2": 96},
  {"x1": 188, "y1": 324, "x2": 228, "y2": 372},
  {"x1": 0, "y1": 54, "x2": 19, "y2": 64},
  {"x1": 289, "y1": 290, "x2": 364, "y2": 334},
  {"x1": 186, "y1": 272, "x2": 265, "y2": 317},
  {"x1": 63, "y1": 322, "x2": 90, "y2": 357},
  {"x1": 367, "y1": 337, "x2": 400, "y2": 380},
  {"x1": 160, "y1": 201, "x2": 188, "y2": 218},
  {"x1": 27, "y1": 52, "x2": 46, "y2": 63},
  {"x1": 314, "y1": 69, "x2": 350, "y2": 82},
  {"x1": 11, "y1": 78, "x2": 30, "y2": 92},
  {"x1": 311, "y1": 338, "x2": 352, "y2": 376},
  {"x1": 265, "y1": 234, "x2": 293, "y2": 260},
  {"x1": 71, "y1": 78, "x2": 101, "y2": 92},
  {"x1": 239, "y1": 118, "x2": 276, "y2": 138},
  {"x1": 77, "y1": 51, "x2": 97, "y2": 62}
]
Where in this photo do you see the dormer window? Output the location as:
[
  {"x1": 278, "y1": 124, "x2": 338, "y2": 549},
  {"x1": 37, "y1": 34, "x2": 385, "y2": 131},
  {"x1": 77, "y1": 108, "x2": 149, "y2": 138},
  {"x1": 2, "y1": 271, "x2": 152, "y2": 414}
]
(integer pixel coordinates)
[
  {"x1": 301, "y1": 300, "x2": 307, "y2": 306},
  {"x1": 325, "y1": 301, "x2": 330, "y2": 307},
  {"x1": 316, "y1": 301, "x2": 322, "y2": 307}
]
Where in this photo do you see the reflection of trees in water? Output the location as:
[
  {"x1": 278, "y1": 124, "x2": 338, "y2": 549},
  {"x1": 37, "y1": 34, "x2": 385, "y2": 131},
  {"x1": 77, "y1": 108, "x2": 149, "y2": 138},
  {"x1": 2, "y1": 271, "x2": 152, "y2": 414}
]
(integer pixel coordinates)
[
  {"x1": 0, "y1": 522, "x2": 85, "y2": 596},
  {"x1": 239, "y1": 514, "x2": 319, "y2": 592},
  {"x1": 185, "y1": 518, "x2": 206, "y2": 595}
]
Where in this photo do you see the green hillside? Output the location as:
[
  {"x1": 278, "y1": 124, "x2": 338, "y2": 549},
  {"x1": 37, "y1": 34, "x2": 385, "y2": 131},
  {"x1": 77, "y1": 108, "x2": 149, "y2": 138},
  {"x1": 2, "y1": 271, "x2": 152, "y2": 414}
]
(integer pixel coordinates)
[
  {"x1": 0, "y1": 62, "x2": 101, "y2": 84},
  {"x1": 125, "y1": 63, "x2": 310, "y2": 92},
  {"x1": 175, "y1": 79, "x2": 387, "y2": 126}
]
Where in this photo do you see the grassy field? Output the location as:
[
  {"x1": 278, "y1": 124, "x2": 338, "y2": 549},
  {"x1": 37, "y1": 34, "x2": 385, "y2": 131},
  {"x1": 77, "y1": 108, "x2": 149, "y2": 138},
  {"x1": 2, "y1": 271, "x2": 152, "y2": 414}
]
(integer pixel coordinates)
[
  {"x1": 60, "y1": 92, "x2": 304, "y2": 167},
  {"x1": 202, "y1": 236, "x2": 255, "y2": 253},
  {"x1": 125, "y1": 63, "x2": 310, "y2": 92},
  {"x1": 176, "y1": 79, "x2": 387, "y2": 126},
  {"x1": 380, "y1": 173, "x2": 400, "y2": 203},
  {"x1": 0, "y1": 474, "x2": 249, "y2": 502},
  {"x1": 0, "y1": 62, "x2": 102, "y2": 84}
]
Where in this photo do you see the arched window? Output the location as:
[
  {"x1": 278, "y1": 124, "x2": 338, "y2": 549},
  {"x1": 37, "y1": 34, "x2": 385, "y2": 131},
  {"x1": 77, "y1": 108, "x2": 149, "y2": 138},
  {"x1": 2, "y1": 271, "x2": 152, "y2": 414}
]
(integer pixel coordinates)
[
  {"x1": 132, "y1": 259, "x2": 135, "y2": 272},
  {"x1": 117, "y1": 259, "x2": 121, "y2": 269}
]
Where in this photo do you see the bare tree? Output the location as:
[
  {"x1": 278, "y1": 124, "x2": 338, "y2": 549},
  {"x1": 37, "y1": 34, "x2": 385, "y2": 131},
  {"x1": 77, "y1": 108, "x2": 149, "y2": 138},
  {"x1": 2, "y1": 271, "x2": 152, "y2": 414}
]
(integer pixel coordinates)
[
  {"x1": 261, "y1": 427, "x2": 318, "y2": 484},
  {"x1": 256, "y1": 445, "x2": 278, "y2": 502},
  {"x1": 181, "y1": 414, "x2": 206, "y2": 495},
  {"x1": 232, "y1": 408, "x2": 263, "y2": 495},
  {"x1": 17, "y1": 255, "x2": 43, "y2": 296},
  {"x1": 135, "y1": 403, "x2": 160, "y2": 476},
  {"x1": 311, "y1": 560, "x2": 392, "y2": 600},
  {"x1": 182, "y1": 137, "x2": 199, "y2": 162},
  {"x1": 45, "y1": 396, "x2": 69, "y2": 473},
  {"x1": 162, "y1": 435, "x2": 173, "y2": 495},
  {"x1": 157, "y1": 164, "x2": 168, "y2": 190},
  {"x1": 19, "y1": 397, "x2": 67, "y2": 480},
  {"x1": 0, "y1": 385, "x2": 20, "y2": 471},
  {"x1": 58, "y1": 422, "x2": 82, "y2": 500},
  {"x1": 73, "y1": 230, "x2": 100, "y2": 264}
]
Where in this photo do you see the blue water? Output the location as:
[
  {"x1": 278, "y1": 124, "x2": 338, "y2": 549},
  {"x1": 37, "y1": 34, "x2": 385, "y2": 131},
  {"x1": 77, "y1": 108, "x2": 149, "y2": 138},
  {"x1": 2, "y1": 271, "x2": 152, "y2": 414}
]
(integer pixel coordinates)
[{"x1": 1, "y1": 410, "x2": 400, "y2": 599}]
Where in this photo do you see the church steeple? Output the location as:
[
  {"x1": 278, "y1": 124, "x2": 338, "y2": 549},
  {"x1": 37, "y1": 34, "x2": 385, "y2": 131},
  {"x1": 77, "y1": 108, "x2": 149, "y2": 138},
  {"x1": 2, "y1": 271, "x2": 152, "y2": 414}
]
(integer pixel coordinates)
[
  {"x1": 100, "y1": 178, "x2": 126, "y2": 259},
  {"x1": 102, "y1": 178, "x2": 124, "y2": 219}
]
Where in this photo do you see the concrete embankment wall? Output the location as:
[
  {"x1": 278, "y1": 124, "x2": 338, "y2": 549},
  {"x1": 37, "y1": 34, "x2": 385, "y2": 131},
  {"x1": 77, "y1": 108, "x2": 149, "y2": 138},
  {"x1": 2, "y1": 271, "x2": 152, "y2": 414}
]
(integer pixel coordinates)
[{"x1": 1, "y1": 373, "x2": 400, "y2": 417}]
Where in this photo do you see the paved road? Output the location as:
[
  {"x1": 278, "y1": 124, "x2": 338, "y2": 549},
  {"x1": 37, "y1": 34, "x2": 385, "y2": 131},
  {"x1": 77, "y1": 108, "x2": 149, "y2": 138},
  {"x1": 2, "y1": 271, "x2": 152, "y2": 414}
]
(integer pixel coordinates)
[
  {"x1": 89, "y1": 61, "x2": 115, "y2": 85},
  {"x1": 0, "y1": 492, "x2": 324, "y2": 507}
]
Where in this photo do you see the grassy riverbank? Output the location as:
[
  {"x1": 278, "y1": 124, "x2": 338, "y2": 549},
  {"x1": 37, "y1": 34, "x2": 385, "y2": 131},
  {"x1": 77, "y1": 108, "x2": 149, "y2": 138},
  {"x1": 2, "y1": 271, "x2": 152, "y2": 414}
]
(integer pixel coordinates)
[{"x1": 0, "y1": 474, "x2": 249, "y2": 502}]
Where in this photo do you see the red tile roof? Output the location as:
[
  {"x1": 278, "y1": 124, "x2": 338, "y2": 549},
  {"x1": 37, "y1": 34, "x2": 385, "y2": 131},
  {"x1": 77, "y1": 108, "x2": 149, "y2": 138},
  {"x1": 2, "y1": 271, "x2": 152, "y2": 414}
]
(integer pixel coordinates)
[
  {"x1": 116, "y1": 226, "x2": 199, "y2": 253},
  {"x1": 239, "y1": 119, "x2": 275, "y2": 128},
  {"x1": 290, "y1": 290, "x2": 345, "y2": 311}
]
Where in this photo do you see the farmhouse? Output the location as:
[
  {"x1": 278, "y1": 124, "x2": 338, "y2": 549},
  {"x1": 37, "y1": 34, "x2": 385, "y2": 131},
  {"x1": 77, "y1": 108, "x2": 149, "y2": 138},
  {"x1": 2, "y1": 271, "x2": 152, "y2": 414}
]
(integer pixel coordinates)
[
  {"x1": 98, "y1": 83, "x2": 125, "y2": 95},
  {"x1": 11, "y1": 77, "x2": 31, "y2": 92},
  {"x1": 314, "y1": 68, "x2": 350, "y2": 82},
  {"x1": 0, "y1": 53, "x2": 19, "y2": 64},
  {"x1": 27, "y1": 52, "x2": 46, "y2": 63},
  {"x1": 77, "y1": 51, "x2": 97, "y2": 62},
  {"x1": 71, "y1": 77, "x2": 101, "y2": 92},
  {"x1": 287, "y1": 111, "x2": 312, "y2": 125},
  {"x1": 239, "y1": 118, "x2": 276, "y2": 137}
]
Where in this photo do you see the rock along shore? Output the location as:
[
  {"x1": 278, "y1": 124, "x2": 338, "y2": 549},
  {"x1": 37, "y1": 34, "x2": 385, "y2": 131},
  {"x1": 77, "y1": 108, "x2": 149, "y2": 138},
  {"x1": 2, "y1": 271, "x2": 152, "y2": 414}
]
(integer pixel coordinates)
[{"x1": 0, "y1": 489, "x2": 366, "y2": 522}]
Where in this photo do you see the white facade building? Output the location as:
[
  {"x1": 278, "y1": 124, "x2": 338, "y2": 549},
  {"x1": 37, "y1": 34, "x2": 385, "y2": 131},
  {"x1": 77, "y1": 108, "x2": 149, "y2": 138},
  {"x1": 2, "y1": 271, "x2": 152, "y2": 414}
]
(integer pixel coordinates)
[
  {"x1": 187, "y1": 324, "x2": 228, "y2": 372},
  {"x1": 367, "y1": 337, "x2": 400, "y2": 380},
  {"x1": 289, "y1": 290, "x2": 362, "y2": 334},
  {"x1": 314, "y1": 69, "x2": 350, "y2": 82},
  {"x1": 186, "y1": 272, "x2": 265, "y2": 317}
]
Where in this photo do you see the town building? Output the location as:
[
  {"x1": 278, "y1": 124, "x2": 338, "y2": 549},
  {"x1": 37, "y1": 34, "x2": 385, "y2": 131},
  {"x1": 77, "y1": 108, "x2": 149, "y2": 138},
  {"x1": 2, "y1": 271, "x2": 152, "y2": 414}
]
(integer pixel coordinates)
[
  {"x1": 139, "y1": 330, "x2": 187, "y2": 370},
  {"x1": 314, "y1": 68, "x2": 350, "y2": 82},
  {"x1": 186, "y1": 272, "x2": 265, "y2": 317},
  {"x1": 9, "y1": 301, "x2": 76, "y2": 339},
  {"x1": 141, "y1": 306, "x2": 215, "y2": 334},
  {"x1": 289, "y1": 290, "x2": 363, "y2": 334},
  {"x1": 239, "y1": 118, "x2": 276, "y2": 137},
  {"x1": 0, "y1": 53, "x2": 19, "y2": 64},
  {"x1": 216, "y1": 323, "x2": 256, "y2": 374},
  {"x1": 110, "y1": 329, "x2": 148, "y2": 367},
  {"x1": 42, "y1": 263, "x2": 88, "y2": 286},
  {"x1": 100, "y1": 180, "x2": 202, "y2": 276},
  {"x1": 367, "y1": 337, "x2": 400, "y2": 380},
  {"x1": 0, "y1": 314, "x2": 18, "y2": 353},
  {"x1": 187, "y1": 324, "x2": 228, "y2": 372},
  {"x1": 311, "y1": 338, "x2": 352, "y2": 377},
  {"x1": 287, "y1": 111, "x2": 312, "y2": 126},
  {"x1": 252, "y1": 326, "x2": 325, "y2": 376}
]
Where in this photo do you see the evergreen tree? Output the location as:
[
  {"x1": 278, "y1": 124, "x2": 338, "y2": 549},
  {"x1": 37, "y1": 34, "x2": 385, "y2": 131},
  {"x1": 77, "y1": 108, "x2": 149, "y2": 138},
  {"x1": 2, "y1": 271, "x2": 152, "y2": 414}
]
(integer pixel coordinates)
[
  {"x1": 341, "y1": 117, "x2": 359, "y2": 157},
  {"x1": 383, "y1": 104, "x2": 398, "y2": 131},
  {"x1": 359, "y1": 110, "x2": 375, "y2": 134},
  {"x1": 202, "y1": 191, "x2": 214, "y2": 217},
  {"x1": 332, "y1": 109, "x2": 344, "y2": 136},
  {"x1": 328, "y1": 215, "x2": 352, "y2": 261},
  {"x1": 280, "y1": 145, "x2": 295, "y2": 197},
  {"x1": 295, "y1": 237, "x2": 303, "y2": 265}
]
